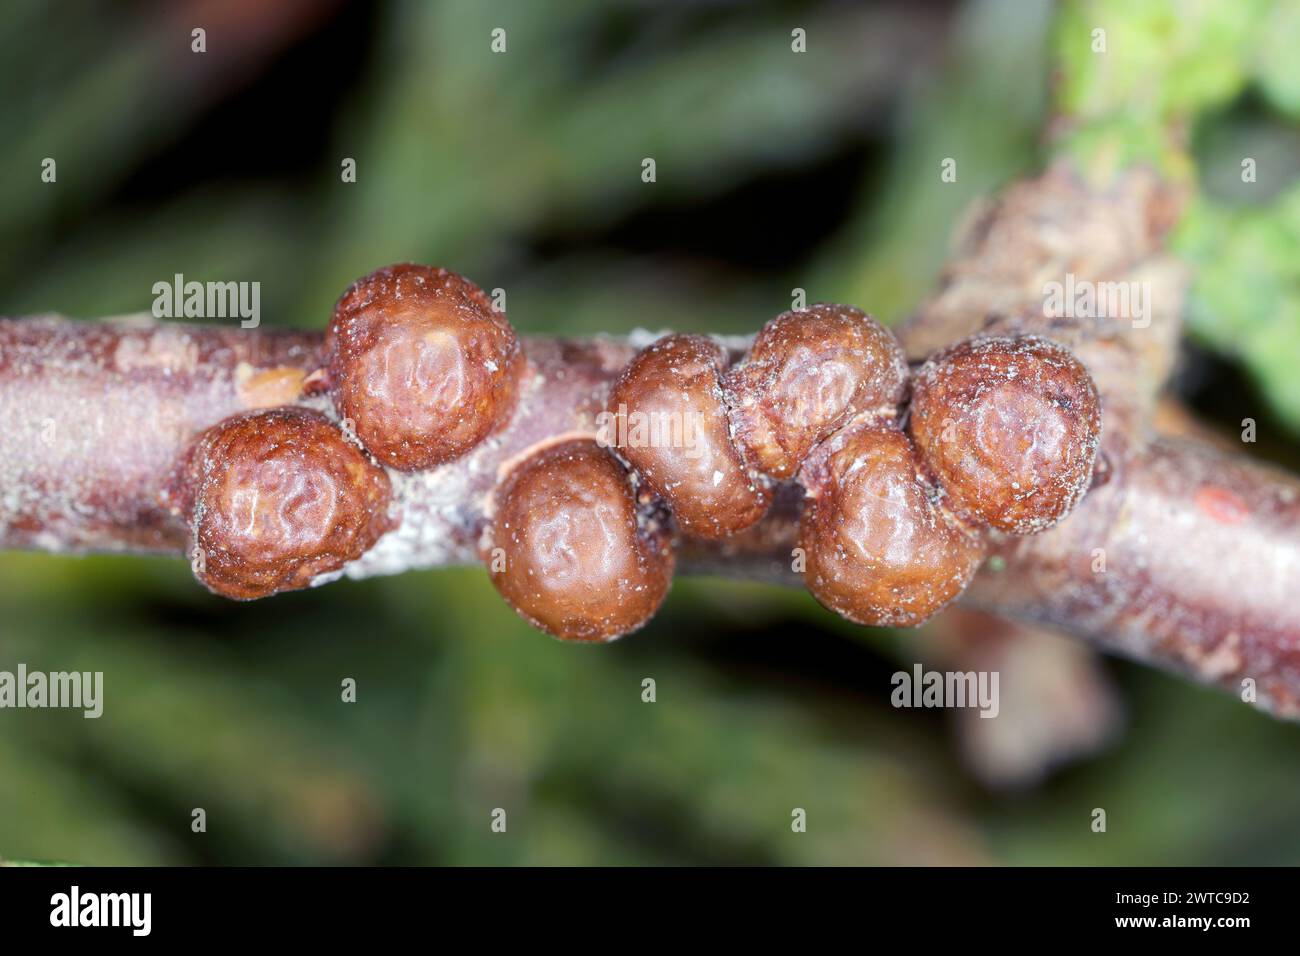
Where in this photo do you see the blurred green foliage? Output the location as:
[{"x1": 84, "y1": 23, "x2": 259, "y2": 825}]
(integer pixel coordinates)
[
  {"x1": 2, "y1": 0, "x2": 1300, "y2": 865},
  {"x1": 1046, "y1": 0, "x2": 1300, "y2": 433}
]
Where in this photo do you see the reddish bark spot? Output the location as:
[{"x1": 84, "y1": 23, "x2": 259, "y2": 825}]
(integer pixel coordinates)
[{"x1": 1195, "y1": 485, "x2": 1249, "y2": 526}]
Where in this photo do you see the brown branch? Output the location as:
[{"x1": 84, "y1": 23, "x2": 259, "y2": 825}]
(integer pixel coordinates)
[
  {"x1": 3, "y1": 314, "x2": 1298, "y2": 714},
  {"x1": 897, "y1": 162, "x2": 1300, "y2": 716},
  {"x1": 3, "y1": 162, "x2": 1297, "y2": 716}
]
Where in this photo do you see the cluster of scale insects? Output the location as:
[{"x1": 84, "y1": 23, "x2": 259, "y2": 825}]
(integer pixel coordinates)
[{"x1": 174, "y1": 263, "x2": 1102, "y2": 641}]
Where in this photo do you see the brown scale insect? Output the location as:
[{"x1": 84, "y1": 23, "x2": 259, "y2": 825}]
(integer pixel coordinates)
[
  {"x1": 725, "y1": 304, "x2": 909, "y2": 479},
  {"x1": 326, "y1": 263, "x2": 523, "y2": 471},
  {"x1": 486, "y1": 440, "x2": 674, "y2": 642},
  {"x1": 177, "y1": 265, "x2": 1103, "y2": 638},
  {"x1": 182, "y1": 408, "x2": 394, "y2": 600},
  {"x1": 799, "y1": 420, "x2": 986, "y2": 627},
  {"x1": 909, "y1": 334, "x2": 1102, "y2": 534},
  {"x1": 605, "y1": 333, "x2": 770, "y2": 538}
]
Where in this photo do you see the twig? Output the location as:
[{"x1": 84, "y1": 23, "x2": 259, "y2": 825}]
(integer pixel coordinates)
[{"x1": 3, "y1": 163, "x2": 1297, "y2": 716}]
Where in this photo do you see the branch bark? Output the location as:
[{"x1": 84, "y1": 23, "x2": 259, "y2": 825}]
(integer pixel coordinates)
[{"x1": 3, "y1": 163, "x2": 1297, "y2": 717}]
